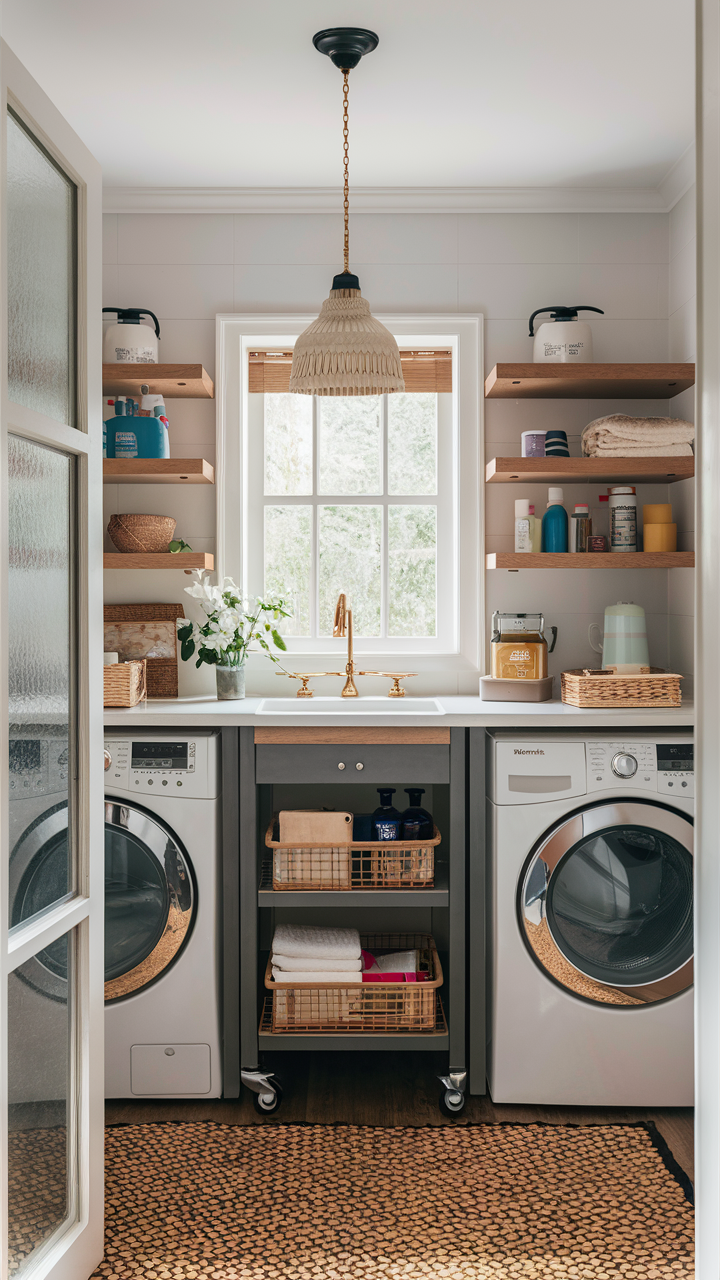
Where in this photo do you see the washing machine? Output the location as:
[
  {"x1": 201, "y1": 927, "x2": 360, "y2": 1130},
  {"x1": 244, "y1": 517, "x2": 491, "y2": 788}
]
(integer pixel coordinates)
[
  {"x1": 486, "y1": 730, "x2": 693, "y2": 1106},
  {"x1": 103, "y1": 730, "x2": 222, "y2": 1098},
  {"x1": 8, "y1": 727, "x2": 223, "y2": 1100}
]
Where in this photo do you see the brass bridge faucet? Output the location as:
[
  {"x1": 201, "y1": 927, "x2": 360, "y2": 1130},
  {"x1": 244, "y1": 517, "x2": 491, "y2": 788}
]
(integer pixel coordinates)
[
  {"x1": 282, "y1": 592, "x2": 418, "y2": 697},
  {"x1": 333, "y1": 592, "x2": 359, "y2": 697}
]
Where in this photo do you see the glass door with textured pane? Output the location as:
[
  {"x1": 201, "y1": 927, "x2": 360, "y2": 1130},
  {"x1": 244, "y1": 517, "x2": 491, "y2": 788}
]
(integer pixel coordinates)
[{"x1": 0, "y1": 40, "x2": 104, "y2": 1280}]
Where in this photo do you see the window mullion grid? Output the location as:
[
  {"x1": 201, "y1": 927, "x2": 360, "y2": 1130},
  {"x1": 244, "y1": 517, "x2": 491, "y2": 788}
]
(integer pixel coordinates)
[
  {"x1": 381, "y1": 394, "x2": 389, "y2": 640},
  {"x1": 312, "y1": 395, "x2": 319, "y2": 640}
]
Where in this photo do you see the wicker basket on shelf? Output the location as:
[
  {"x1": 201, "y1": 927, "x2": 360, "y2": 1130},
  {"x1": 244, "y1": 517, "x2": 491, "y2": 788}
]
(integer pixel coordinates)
[
  {"x1": 265, "y1": 820, "x2": 440, "y2": 890},
  {"x1": 266, "y1": 932, "x2": 443, "y2": 1033},
  {"x1": 103, "y1": 660, "x2": 147, "y2": 707},
  {"x1": 561, "y1": 667, "x2": 682, "y2": 709}
]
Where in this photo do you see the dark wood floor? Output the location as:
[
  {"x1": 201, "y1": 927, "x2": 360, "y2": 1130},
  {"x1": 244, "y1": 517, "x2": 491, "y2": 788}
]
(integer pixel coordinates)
[{"x1": 105, "y1": 1050, "x2": 694, "y2": 1182}]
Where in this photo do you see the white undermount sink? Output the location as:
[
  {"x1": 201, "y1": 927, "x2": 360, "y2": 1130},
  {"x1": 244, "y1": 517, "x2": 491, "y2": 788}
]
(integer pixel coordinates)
[{"x1": 256, "y1": 696, "x2": 445, "y2": 715}]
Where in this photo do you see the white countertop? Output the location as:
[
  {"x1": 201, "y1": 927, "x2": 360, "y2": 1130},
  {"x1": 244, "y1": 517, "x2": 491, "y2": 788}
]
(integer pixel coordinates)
[{"x1": 103, "y1": 695, "x2": 695, "y2": 729}]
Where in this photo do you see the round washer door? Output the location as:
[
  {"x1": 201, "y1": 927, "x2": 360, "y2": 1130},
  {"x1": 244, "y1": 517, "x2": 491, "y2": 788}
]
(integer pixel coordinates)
[
  {"x1": 9, "y1": 799, "x2": 195, "y2": 1002},
  {"x1": 519, "y1": 800, "x2": 693, "y2": 1006}
]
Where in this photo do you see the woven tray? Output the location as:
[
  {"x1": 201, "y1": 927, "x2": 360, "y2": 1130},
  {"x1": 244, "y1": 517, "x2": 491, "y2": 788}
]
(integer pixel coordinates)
[
  {"x1": 561, "y1": 667, "x2": 682, "y2": 709},
  {"x1": 265, "y1": 932, "x2": 443, "y2": 1033},
  {"x1": 265, "y1": 820, "x2": 440, "y2": 890},
  {"x1": 103, "y1": 660, "x2": 147, "y2": 707}
]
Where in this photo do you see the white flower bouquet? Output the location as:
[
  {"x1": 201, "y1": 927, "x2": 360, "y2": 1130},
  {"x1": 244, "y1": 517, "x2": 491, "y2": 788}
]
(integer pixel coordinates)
[{"x1": 177, "y1": 571, "x2": 291, "y2": 671}]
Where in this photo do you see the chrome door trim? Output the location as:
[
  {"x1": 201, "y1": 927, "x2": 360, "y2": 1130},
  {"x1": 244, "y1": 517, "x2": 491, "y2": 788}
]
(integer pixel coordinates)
[
  {"x1": 519, "y1": 799, "x2": 694, "y2": 1007},
  {"x1": 103, "y1": 800, "x2": 194, "y2": 1002}
]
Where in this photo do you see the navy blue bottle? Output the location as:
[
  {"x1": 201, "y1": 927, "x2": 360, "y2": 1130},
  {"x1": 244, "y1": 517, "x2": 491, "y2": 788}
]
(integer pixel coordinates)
[
  {"x1": 401, "y1": 789, "x2": 433, "y2": 839},
  {"x1": 372, "y1": 788, "x2": 402, "y2": 840}
]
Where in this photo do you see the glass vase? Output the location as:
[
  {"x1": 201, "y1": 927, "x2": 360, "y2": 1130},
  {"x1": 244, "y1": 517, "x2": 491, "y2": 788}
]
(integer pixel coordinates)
[{"x1": 215, "y1": 662, "x2": 246, "y2": 701}]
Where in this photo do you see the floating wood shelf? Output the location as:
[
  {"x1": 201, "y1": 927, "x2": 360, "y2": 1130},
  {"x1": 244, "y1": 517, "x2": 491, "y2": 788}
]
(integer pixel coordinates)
[
  {"x1": 102, "y1": 364, "x2": 214, "y2": 398},
  {"x1": 486, "y1": 456, "x2": 695, "y2": 485},
  {"x1": 486, "y1": 552, "x2": 694, "y2": 569},
  {"x1": 104, "y1": 553, "x2": 214, "y2": 570},
  {"x1": 484, "y1": 363, "x2": 695, "y2": 399},
  {"x1": 103, "y1": 458, "x2": 215, "y2": 484}
]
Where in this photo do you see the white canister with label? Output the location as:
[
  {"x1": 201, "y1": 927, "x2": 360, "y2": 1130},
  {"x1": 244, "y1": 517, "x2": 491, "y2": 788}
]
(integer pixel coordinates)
[{"x1": 609, "y1": 486, "x2": 637, "y2": 552}]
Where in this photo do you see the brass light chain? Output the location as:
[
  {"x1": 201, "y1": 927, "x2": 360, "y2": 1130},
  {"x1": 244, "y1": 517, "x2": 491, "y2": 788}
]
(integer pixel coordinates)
[{"x1": 342, "y1": 70, "x2": 350, "y2": 275}]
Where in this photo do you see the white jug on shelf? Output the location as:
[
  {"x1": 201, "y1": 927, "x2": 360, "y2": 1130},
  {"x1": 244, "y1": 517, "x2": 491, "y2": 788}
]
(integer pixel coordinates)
[{"x1": 529, "y1": 305, "x2": 604, "y2": 362}]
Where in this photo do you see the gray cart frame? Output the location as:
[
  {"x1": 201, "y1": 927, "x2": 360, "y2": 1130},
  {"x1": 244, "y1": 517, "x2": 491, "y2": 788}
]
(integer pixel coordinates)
[{"x1": 221, "y1": 726, "x2": 469, "y2": 1111}]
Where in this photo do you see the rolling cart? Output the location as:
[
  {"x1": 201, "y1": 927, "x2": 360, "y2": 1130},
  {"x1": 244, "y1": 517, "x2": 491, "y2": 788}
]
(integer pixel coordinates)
[{"x1": 222, "y1": 726, "x2": 468, "y2": 1116}]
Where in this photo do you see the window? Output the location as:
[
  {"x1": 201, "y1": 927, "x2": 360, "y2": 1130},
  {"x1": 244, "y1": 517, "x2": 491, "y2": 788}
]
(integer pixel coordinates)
[
  {"x1": 251, "y1": 382, "x2": 447, "y2": 645},
  {"x1": 217, "y1": 316, "x2": 482, "y2": 671}
]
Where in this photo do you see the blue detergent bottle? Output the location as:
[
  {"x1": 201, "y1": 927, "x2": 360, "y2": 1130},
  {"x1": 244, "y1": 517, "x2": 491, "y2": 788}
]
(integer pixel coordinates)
[
  {"x1": 105, "y1": 397, "x2": 129, "y2": 459},
  {"x1": 110, "y1": 397, "x2": 140, "y2": 457},
  {"x1": 541, "y1": 486, "x2": 568, "y2": 552}
]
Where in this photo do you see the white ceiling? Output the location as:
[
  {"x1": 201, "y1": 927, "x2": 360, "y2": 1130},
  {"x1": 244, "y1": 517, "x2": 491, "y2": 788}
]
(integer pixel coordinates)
[{"x1": 3, "y1": 0, "x2": 694, "y2": 192}]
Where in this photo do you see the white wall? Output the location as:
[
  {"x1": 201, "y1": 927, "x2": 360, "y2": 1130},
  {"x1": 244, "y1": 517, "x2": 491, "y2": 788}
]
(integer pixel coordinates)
[
  {"x1": 102, "y1": 206, "x2": 692, "y2": 696},
  {"x1": 668, "y1": 184, "x2": 696, "y2": 691}
]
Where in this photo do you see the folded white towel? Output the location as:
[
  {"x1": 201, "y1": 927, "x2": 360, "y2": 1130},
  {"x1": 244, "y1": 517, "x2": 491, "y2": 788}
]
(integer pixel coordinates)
[
  {"x1": 586, "y1": 442, "x2": 693, "y2": 457},
  {"x1": 582, "y1": 414, "x2": 694, "y2": 458},
  {"x1": 272, "y1": 966, "x2": 363, "y2": 984},
  {"x1": 271, "y1": 954, "x2": 362, "y2": 972},
  {"x1": 271, "y1": 924, "x2": 361, "y2": 961}
]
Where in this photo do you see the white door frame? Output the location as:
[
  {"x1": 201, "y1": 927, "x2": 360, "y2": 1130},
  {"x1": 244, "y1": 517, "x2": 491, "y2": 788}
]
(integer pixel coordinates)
[
  {"x1": 0, "y1": 40, "x2": 104, "y2": 1280},
  {"x1": 696, "y1": 1, "x2": 720, "y2": 1274}
]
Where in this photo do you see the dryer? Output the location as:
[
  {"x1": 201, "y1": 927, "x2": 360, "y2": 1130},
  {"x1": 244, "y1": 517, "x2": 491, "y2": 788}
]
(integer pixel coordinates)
[{"x1": 486, "y1": 730, "x2": 693, "y2": 1106}]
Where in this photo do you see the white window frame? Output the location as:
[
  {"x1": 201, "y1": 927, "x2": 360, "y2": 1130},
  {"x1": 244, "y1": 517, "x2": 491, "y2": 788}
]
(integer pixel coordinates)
[{"x1": 216, "y1": 314, "x2": 483, "y2": 677}]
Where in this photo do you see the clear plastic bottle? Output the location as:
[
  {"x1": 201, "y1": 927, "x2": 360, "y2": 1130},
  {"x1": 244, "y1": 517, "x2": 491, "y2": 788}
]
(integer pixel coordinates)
[
  {"x1": 569, "y1": 503, "x2": 592, "y2": 552},
  {"x1": 514, "y1": 498, "x2": 534, "y2": 552},
  {"x1": 528, "y1": 504, "x2": 542, "y2": 552},
  {"x1": 591, "y1": 494, "x2": 610, "y2": 543}
]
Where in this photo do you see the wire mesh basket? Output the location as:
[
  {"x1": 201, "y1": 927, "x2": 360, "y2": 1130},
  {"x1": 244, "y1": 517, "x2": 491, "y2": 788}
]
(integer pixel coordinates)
[
  {"x1": 265, "y1": 933, "x2": 443, "y2": 1033},
  {"x1": 265, "y1": 820, "x2": 440, "y2": 890}
]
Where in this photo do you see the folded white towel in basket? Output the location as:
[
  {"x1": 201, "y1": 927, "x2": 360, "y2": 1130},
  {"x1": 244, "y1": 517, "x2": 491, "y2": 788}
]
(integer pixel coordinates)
[
  {"x1": 272, "y1": 966, "x2": 363, "y2": 984},
  {"x1": 271, "y1": 954, "x2": 362, "y2": 972},
  {"x1": 271, "y1": 924, "x2": 361, "y2": 961}
]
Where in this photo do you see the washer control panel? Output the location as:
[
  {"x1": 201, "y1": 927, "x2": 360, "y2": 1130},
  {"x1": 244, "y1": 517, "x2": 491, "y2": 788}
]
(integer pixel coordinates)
[
  {"x1": 9, "y1": 737, "x2": 69, "y2": 798},
  {"x1": 104, "y1": 736, "x2": 216, "y2": 798},
  {"x1": 587, "y1": 740, "x2": 694, "y2": 797},
  {"x1": 656, "y1": 742, "x2": 694, "y2": 798}
]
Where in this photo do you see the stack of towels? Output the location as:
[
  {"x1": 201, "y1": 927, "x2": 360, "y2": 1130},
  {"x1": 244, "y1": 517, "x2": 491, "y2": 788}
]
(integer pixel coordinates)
[
  {"x1": 271, "y1": 925, "x2": 363, "y2": 984},
  {"x1": 581, "y1": 414, "x2": 695, "y2": 458},
  {"x1": 271, "y1": 925, "x2": 422, "y2": 983}
]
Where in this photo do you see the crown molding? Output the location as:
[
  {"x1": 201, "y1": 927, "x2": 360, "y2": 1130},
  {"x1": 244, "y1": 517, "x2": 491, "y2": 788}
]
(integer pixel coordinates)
[
  {"x1": 657, "y1": 143, "x2": 696, "y2": 210},
  {"x1": 102, "y1": 180, "x2": 691, "y2": 216}
]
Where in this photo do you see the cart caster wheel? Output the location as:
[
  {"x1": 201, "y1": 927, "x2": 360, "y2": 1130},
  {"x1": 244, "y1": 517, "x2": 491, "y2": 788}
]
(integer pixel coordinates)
[
  {"x1": 253, "y1": 1082, "x2": 283, "y2": 1115},
  {"x1": 439, "y1": 1087, "x2": 465, "y2": 1117}
]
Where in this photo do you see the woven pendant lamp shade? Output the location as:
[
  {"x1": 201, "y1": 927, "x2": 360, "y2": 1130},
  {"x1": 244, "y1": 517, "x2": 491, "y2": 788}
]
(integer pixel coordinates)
[{"x1": 290, "y1": 287, "x2": 405, "y2": 396}]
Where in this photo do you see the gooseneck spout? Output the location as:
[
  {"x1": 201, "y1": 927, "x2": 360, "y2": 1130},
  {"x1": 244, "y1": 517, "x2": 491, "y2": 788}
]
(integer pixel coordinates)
[{"x1": 333, "y1": 592, "x2": 359, "y2": 697}]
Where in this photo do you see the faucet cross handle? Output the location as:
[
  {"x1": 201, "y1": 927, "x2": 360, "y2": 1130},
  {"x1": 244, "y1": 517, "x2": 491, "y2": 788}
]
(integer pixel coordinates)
[{"x1": 358, "y1": 671, "x2": 418, "y2": 698}]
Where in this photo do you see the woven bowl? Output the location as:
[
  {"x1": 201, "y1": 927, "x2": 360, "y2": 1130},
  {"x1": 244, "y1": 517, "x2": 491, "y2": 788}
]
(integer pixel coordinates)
[{"x1": 107, "y1": 514, "x2": 177, "y2": 554}]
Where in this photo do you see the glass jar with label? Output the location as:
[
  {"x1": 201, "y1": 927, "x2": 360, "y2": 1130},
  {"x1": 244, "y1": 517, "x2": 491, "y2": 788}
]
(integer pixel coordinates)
[
  {"x1": 490, "y1": 611, "x2": 557, "y2": 680},
  {"x1": 609, "y1": 486, "x2": 637, "y2": 553}
]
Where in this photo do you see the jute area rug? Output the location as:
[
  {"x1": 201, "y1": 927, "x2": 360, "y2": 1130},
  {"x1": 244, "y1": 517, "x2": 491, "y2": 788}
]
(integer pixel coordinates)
[{"x1": 92, "y1": 1121, "x2": 693, "y2": 1280}]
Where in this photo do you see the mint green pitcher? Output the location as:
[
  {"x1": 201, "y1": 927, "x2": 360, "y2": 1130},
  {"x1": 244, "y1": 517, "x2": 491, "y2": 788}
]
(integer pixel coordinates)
[{"x1": 588, "y1": 602, "x2": 650, "y2": 669}]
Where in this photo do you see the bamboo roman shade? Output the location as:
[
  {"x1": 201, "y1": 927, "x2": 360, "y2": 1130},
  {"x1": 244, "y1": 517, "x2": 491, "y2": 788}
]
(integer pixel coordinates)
[{"x1": 248, "y1": 349, "x2": 452, "y2": 394}]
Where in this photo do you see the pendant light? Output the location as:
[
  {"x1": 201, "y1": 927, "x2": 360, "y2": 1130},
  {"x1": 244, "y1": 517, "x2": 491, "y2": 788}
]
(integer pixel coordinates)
[{"x1": 289, "y1": 28, "x2": 405, "y2": 397}]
